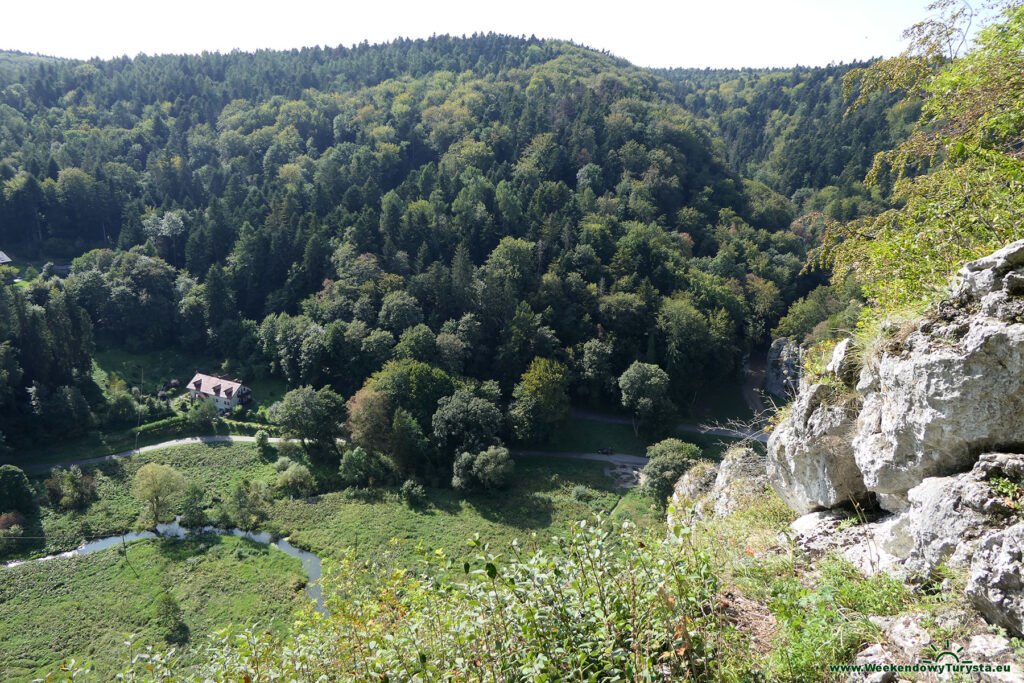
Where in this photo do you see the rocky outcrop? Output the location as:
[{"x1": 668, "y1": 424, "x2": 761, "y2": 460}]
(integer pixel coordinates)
[
  {"x1": 853, "y1": 314, "x2": 1024, "y2": 512},
  {"x1": 955, "y1": 239, "x2": 1024, "y2": 302},
  {"x1": 851, "y1": 240, "x2": 1024, "y2": 512},
  {"x1": 765, "y1": 338, "x2": 802, "y2": 398},
  {"x1": 711, "y1": 445, "x2": 769, "y2": 516},
  {"x1": 667, "y1": 460, "x2": 718, "y2": 521},
  {"x1": 826, "y1": 337, "x2": 859, "y2": 387},
  {"x1": 901, "y1": 453, "x2": 1022, "y2": 576},
  {"x1": 967, "y1": 521, "x2": 1024, "y2": 638},
  {"x1": 767, "y1": 383, "x2": 869, "y2": 514},
  {"x1": 788, "y1": 510, "x2": 907, "y2": 576},
  {"x1": 739, "y1": 242, "x2": 1024, "y2": 638}
]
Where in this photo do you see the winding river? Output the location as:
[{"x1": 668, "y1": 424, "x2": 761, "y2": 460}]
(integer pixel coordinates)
[{"x1": 3, "y1": 520, "x2": 326, "y2": 613}]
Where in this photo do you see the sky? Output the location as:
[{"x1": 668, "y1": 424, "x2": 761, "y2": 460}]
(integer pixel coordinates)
[{"x1": 1, "y1": 0, "x2": 932, "y2": 69}]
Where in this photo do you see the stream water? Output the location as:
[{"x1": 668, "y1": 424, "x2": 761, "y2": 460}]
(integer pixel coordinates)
[{"x1": 3, "y1": 519, "x2": 325, "y2": 613}]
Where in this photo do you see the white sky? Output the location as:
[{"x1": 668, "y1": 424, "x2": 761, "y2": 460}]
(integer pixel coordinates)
[{"x1": 1, "y1": 0, "x2": 932, "y2": 69}]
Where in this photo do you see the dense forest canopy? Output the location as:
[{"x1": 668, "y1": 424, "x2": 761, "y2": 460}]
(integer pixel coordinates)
[{"x1": 0, "y1": 35, "x2": 907, "y2": 462}]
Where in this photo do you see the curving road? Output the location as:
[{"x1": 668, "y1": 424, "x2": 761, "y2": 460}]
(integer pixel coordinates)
[
  {"x1": 19, "y1": 435, "x2": 285, "y2": 472},
  {"x1": 18, "y1": 404, "x2": 768, "y2": 473},
  {"x1": 20, "y1": 435, "x2": 649, "y2": 472}
]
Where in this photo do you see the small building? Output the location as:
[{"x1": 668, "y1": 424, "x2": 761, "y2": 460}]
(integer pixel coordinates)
[
  {"x1": 186, "y1": 372, "x2": 251, "y2": 411},
  {"x1": 0, "y1": 251, "x2": 11, "y2": 266}
]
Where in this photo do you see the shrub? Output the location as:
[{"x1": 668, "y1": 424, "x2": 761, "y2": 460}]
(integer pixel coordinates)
[
  {"x1": 228, "y1": 479, "x2": 268, "y2": 529},
  {"x1": 641, "y1": 439, "x2": 703, "y2": 506},
  {"x1": 0, "y1": 520, "x2": 24, "y2": 554},
  {"x1": 255, "y1": 429, "x2": 273, "y2": 457},
  {"x1": 277, "y1": 463, "x2": 315, "y2": 498},
  {"x1": 452, "y1": 446, "x2": 514, "y2": 491},
  {"x1": 186, "y1": 398, "x2": 220, "y2": 427},
  {"x1": 43, "y1": 465, "x2": 96, "y2": 511},
  {"x1": 400, "y1": 479, "x2": 427, "y2": 508},
  {"x1": 273, "y1": 455, "x2": 293, "y2": 472},
  {"x1": 178, "y1": 483, "x2": 208, "y2": 529},
  {"x1": 0, "y1": 465, "x2": 34, "y2": 514},
  {"x1": 154, "y1": 591, "x2": 188, "y2": 645},
  {"x1": 571, "y1": 484, "x2": 593, "y2": 502},
  {"x1": 0, "y1": 511, "x2": 25, "y2": 530},
  {"x1": 339, "y1": 447, "x2": 387, "y2": 488}
]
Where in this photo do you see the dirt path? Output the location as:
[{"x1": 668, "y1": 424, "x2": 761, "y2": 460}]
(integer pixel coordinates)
[
  {"x1": 510, "y1": 449, "x2": 648, "y2": 466},
  {"x1": 22, "y1": 436, "x2": 650, "y2": 473}
]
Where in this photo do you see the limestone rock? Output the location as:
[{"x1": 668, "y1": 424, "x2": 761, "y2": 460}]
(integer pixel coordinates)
[
  {"x1": 853, "y1": 315, "x2": 1024, "y2": 511},
  {"x1": 885, "y1": 614, "x2": 931, "y2": 658},
  {"x1": 788, "y1": 510, "x2": 906, "y2": 576},
  {"x1": 827, "y1": 337, "x2": 860, "y2": 386},
  {"x1": 667, "y1": 460, "x2": 718, "y2": 523},
  {"x1": 955, "y1": 238, "x2": 1024, "y2": 301},
  {"x1": 969, "y1": 634, "x2": 1013, "y2": 660},
  {"x1": 902, "y1": 453, "x2": 1021, "y2": 576},
  {"x1": 845, "y1": 643, "x2": 897, "y2": 683},
  {"x1": 765, "y1": 338, "x2": 802, "y2": 398},
  {"x1": 967, "y1": 522, "x2": 1024, "y2": 638},
  {"x1": 710, "y1": 445, "x2": 769, "y2": 516},
  {"x1": 767, "y1": 383, "x2": 868, "y2": 514},
  {"x1": 968, "y1": 634, "x2": 1024, "y2": 683}
]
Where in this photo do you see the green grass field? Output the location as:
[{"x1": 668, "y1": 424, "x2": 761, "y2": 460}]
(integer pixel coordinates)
[
  {"x1": 678, "y1": 382, "x2": 754, "y2": 425},
  {"x1": 0, "y1": 536, "x2": 306, "y2": 682},
  {"x1": 6, "y1": 443, "x2": 662, "y2": 568}
]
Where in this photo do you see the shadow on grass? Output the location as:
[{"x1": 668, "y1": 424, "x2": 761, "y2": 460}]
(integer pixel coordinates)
[
  {"x1": 463, "y1": 492, "x2": 555, "y2": 529},
  {"x1": 155, "y1": 535, "x2": 225, "y2": 560}
]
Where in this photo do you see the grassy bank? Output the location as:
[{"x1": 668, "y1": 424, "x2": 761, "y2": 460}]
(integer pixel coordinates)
[{"x1": 0, "y1": 536, "x2": 306, "y2": 682}]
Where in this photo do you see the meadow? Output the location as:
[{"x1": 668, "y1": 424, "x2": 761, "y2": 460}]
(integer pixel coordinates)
[{"x1": 0, "y1": 535, "x2": 306, "y2": 681}]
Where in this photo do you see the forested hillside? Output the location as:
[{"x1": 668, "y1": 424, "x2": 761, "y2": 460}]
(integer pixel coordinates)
[
  {"x1": 10, "y1": 2, "x2": 1024, "y2": 678},
  {"x1": 0, "y1": 36, "x2": 903, "y2": 459}
]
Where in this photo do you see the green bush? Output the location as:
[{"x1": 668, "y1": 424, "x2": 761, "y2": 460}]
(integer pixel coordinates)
[
  {"x1": 338, "y1": 447, "x2": 387, "y2": 488},
  {"x1": 277, "y1": 463, "x2": 315, "y2": 498},
  {"x1": 0, "y1": 512, "x2": 25, "y2": 554},
  {"x1": 154, "y1": 591, "x2": 189, "y2": 645},
  {"x1": 400, "y1": 479, "x2": 427, "y2": 508},
  {"x1": 42, "y1": 465, "x2": 96, "y2": 511},
  {"x1": 571, "y1": 484, "x2": 593, "y2": 502},
  {"x1": 641, "y1": 439, "x2": 703, "y2": 505},
  {"x1": 452, "y1": 445, "x2": 514, "y2": 491},
  {"x1": 0, "y1": 465, "x2": 34, "y2": 514},
  {"x1": 178, "y1": 483, "x2": 208, "y2": 529},
  {"x1": 255, "y1": 429, "x2": 273, "y2": 458}
]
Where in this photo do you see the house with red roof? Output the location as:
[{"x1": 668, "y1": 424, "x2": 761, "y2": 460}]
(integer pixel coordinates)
[{"x1": 186, "y1": 372, "x2": 251, "y2": 411}]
